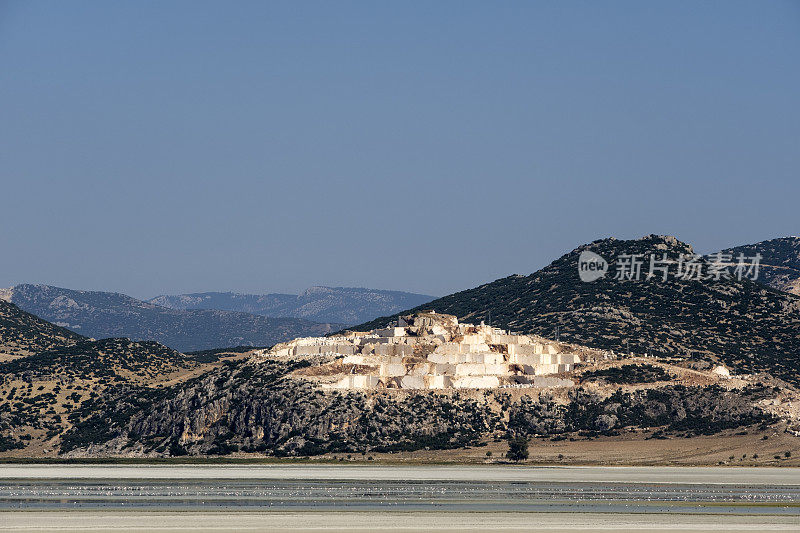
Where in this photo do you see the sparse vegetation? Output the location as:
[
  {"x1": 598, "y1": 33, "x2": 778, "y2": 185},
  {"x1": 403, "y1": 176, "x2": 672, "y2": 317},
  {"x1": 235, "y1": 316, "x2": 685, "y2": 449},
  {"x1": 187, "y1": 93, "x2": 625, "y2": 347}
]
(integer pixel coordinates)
[
  {"x1": 581, "y1": 364, "x2": 673, "y2": 384},
  {"x1": 0, "y1": 240, "x2": 798, "y2": 461},
  {"x1": 508, "y1": 384, "x2": 776, "y2": 439},
  {"x1": 350, "y1": 235, "x2": 800, "y2": 386},
  {"x1": 507, "y1": 436, "x2": 529, "y2": 462}
]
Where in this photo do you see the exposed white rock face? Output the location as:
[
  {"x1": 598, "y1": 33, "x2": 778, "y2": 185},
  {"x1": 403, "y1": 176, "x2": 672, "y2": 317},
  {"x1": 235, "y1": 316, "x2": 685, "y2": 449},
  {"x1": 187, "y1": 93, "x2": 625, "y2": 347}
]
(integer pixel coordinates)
[
  {"x1": 262, "y1": 312, "x2": 580, "y2": 390},
  {"x1": 336, "y1": 375, "x2": 381, "y2": 389},
  {"x1": 712, "y1": 365, "x2": 731, "y2": 379}
]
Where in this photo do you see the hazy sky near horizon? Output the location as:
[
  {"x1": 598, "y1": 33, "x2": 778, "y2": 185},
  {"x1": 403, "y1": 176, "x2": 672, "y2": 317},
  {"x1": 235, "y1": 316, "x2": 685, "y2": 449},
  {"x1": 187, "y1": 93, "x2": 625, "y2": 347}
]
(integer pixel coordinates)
[{"x1": 1, "y1": 1, "x2": 798, "y2": 299}]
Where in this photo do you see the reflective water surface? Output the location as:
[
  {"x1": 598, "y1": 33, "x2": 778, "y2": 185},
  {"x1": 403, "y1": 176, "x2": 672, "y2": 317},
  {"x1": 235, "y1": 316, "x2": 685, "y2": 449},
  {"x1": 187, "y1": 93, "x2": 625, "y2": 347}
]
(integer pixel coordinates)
[{"x1": 1, "y1": 465, "x2": 799, "y2": 516}]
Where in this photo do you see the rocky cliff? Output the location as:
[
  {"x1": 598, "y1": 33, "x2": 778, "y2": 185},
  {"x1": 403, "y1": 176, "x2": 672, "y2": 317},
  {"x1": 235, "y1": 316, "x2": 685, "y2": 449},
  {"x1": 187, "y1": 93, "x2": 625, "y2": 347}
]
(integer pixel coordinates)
[{"x1": 55, "y1": 357, "x2": 788, "y2": 458}]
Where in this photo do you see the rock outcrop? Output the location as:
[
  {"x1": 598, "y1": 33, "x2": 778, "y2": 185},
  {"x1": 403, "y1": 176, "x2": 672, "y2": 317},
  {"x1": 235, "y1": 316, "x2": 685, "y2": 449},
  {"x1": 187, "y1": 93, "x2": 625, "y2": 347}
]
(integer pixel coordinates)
[{"x1": 260, "y1": 312, "x2": 580, "y2": 390}]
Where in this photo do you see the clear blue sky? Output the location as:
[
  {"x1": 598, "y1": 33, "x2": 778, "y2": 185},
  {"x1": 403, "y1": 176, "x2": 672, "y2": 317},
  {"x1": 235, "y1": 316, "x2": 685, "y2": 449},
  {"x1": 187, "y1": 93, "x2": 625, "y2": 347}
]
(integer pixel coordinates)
[{"x1": 1, "y1": 1, "x2": 798, "y2": 299}]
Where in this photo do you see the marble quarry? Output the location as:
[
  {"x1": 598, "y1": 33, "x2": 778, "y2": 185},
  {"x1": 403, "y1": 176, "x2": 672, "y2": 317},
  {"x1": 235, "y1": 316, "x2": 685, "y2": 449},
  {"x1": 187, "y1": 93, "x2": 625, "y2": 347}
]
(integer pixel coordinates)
[{"x1": 262, "y1": 312, "x2": 580, "y2": 390}]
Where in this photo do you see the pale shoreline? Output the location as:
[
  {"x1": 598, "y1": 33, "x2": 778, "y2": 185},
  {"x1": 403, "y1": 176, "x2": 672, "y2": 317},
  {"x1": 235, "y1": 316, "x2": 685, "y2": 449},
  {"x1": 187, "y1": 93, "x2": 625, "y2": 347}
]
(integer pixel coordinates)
[
  {"x1": 2, "y1": 464, "x2": 800, "y2": 485},
  {"x1": 1, "y1": 511, "x2": 798, "y2": 532}
]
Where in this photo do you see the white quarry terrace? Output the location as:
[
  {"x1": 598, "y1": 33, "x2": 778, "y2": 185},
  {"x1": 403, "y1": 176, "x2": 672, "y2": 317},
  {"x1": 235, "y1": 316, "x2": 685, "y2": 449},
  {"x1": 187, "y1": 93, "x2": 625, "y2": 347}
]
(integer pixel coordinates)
[{"x1": 258, "y1": 312, "x2": 580, "y2": 390}]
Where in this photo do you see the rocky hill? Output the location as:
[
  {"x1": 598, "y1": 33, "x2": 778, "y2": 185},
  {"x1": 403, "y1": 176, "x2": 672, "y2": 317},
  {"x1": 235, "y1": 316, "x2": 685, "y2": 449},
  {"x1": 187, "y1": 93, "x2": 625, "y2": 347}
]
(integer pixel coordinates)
[
  {"x1": 148, "y1": 286, "x2": 435, "y2": 325},
  {"x1": 57, "y1": 358, "x2": 495, "y2": 456},
  {"x1": 0, "y1": 299, "x2": 84, "y2": 357},
  {"x1": 715, "y1": 237, "x2": 800, "y2": 296},
  {"x1": 2, "y1": 238, "x2": 800, "y2": 460},
  {"x1": 1, "y1": 285, "x2": 343, "y2": 352},
  {"x1": 0, "y1": 287, "x2": 797, "y2": 460},
  {"x1": 1, "y1": 337, "x2": 193, "y2": 382},
  {"x1": 351, "y1": 235, "x2": 800, "y2": 386},
  {"x1": 46, "y1": 357, "x2": 793, "y2": 458},
  {"x1": 0, "y1": 334, "x2": 211, "y2": 454}
]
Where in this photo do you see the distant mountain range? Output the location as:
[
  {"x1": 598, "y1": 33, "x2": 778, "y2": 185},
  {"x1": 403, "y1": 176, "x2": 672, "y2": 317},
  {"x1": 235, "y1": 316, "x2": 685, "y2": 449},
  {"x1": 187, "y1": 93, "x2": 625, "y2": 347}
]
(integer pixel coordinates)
[
  {"x1": 0, "y1": 285, "x2": 434, "y2": 352},
  {"x1": 1, "y1": 285, "x2": 343, "y2": 352},
  {"x1": 2, "y1": 238, "x2": 795, "y2": 356},
  {"x1": 352, "y1": 235, "x2": 800, "y2": 385},
  {"x1": 148, "y1": 287, "x2": 435, "y2": 325}
]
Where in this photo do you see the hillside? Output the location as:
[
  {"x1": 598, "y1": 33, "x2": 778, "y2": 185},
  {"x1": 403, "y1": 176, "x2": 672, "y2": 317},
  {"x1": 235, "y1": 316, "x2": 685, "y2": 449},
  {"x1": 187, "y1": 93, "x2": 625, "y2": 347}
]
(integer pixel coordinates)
[
  {"x1": 148, "y1": 286, "x2": 435, "y2": 325},
  {"x1": 3, "y1": 237, "x2": 800, "y2": 460},
  {"x1": 1, "y1": 338, "x2": 192, "y2": 382},
  {"x1": 0, "y1": 282, "x2": 797, "y2": 461},
  {"x1": 0, "y1": 336, "x2": 214, "y2": 454},
  {"x1": 0, "y1": 299, "x2": 84, "y2": 357},
  {"x1": 2, "y1": 285, "x2": 343, "y2": 352},
  {"x1": 351, "y1": 235, "x2": 800, "y2": 385},
  {"x1": 35, "y1": 356, "x2": 799, "y2": 459},
  {"x1": 716, "y1": 236, "x2": 800, "y2": 296}
]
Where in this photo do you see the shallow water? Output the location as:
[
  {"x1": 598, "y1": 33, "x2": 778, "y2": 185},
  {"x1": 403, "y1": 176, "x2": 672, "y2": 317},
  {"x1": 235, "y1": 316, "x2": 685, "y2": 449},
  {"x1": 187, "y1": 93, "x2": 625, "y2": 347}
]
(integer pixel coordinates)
[
  {"x1": 1, "y1": 478, "x2": 800, "y2": 514},
  {"x1": 1, "y1": 466, "x2": 798, "y2": 531}
]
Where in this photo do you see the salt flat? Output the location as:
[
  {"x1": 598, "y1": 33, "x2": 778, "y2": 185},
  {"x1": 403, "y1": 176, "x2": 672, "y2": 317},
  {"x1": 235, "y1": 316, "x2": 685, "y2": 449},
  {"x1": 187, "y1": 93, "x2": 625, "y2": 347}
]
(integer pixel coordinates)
[
  {"x1": 1, "y1": 511, "x2": 799, "y2": 532},
  {"x1": 1, "y1": 464, "x2": 799, "y2": 485}
]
